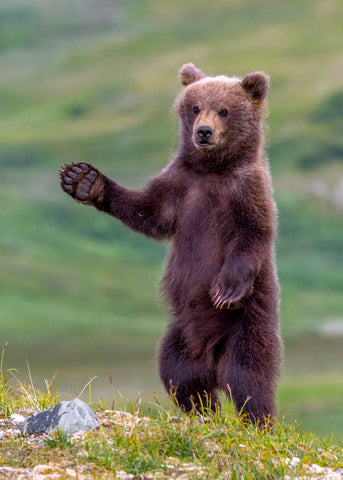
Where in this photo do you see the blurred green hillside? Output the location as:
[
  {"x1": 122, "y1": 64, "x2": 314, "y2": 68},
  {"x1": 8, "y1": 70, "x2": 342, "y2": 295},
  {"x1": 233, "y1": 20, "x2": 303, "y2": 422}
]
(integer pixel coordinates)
[{"x1": 1, "y1": 0, "x2": 343, "y2": 438}]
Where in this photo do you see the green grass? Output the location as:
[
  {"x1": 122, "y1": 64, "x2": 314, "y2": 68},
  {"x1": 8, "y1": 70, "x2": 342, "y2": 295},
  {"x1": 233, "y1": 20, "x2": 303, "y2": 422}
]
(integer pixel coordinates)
[
  {"x1": 0, "y1": 368, "x2": 342, "y2": 479},
  {"x1": 0, "y1": 0, "x2": 343, "y2": 440}
]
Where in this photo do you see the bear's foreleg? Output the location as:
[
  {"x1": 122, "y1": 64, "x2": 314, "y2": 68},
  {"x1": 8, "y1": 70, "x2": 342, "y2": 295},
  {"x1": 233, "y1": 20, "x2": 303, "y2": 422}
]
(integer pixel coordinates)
[
  {"x1": 158, "y1": 326, "x2": 220, "y2": 414},
  {"x1": 211, "y1": 191, "x2": 275, "y2": 310},
  {"x1": 60, "y1": 162, "x2": 177, "y2": 240}
]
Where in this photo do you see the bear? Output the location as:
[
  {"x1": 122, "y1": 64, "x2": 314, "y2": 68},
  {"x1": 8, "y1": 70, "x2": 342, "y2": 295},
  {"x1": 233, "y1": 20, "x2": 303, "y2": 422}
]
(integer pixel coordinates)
[{"x1": 60, "y1": 63, "x2": 282, "y2": 425}]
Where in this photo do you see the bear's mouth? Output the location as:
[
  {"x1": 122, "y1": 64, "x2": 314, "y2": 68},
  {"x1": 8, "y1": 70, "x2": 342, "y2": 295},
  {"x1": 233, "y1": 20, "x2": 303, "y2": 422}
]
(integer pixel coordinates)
[{"x1": 196, "y1": 140, "x2": 214, "y2": 149}]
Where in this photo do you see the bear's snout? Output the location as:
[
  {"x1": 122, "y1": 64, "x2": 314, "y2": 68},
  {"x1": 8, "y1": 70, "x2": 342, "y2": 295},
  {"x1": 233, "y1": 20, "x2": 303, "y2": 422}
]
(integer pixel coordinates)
[{"x1": 197, "y1": 125, "x2": 213, "y2": 141}]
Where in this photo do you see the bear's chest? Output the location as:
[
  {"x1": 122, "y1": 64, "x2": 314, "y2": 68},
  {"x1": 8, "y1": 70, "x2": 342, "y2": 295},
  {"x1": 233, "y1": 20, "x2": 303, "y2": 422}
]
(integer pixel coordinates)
[{"x1": 178, "y1": 181, "x2": 233, "y2": 240}]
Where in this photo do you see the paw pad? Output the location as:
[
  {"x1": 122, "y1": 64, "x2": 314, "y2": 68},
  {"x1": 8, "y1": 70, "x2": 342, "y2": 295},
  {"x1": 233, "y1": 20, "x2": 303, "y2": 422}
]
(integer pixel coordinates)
[{"x1": 59, "y1": 162, "x2": 99, "y2": 203}]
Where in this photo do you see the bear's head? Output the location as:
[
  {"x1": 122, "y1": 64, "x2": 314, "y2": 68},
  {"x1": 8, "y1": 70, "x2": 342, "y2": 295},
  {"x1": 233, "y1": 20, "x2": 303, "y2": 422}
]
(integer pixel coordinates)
[{"x1": 175, "y1": 63, "x2": 269, "y2": 168}]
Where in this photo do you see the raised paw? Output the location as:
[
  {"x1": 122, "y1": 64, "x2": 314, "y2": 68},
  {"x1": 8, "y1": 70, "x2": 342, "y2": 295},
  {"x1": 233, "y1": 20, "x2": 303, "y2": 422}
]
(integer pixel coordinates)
[{"x1": 59, "y1": 162, "x2": 103, "y2": 205}]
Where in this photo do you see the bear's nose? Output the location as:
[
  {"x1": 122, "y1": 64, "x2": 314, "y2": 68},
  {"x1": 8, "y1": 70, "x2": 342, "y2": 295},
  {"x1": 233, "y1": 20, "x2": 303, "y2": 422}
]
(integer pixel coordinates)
[{"x1": 197, "y1": 125, "x2": 213, "y2": 140}]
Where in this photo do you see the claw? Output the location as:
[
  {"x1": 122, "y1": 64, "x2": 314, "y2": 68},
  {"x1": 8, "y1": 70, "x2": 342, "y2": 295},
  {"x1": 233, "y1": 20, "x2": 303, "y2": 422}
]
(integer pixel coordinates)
[{"x1": 215, "y1": 297, "x2": 224, "y2": 309}]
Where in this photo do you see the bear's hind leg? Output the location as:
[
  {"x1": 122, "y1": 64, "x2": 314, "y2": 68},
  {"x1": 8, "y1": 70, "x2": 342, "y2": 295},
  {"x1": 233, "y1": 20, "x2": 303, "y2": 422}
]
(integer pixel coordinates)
[
  {"x1": 158, "y1": 326, "x2": 220, "y2": 414},
  {"x1": 224, "y1": 361, "x2": 277, "y2": 425},
  {"x1": 220, "y1": 310, "x2": 281, "y2": 425}
]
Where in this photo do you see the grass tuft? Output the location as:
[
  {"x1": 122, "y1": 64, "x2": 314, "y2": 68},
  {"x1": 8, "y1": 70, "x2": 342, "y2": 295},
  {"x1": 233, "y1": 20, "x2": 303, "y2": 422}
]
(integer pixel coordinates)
[{"x1": 0, "y1": 343, "x2": 59, "y2": 417}]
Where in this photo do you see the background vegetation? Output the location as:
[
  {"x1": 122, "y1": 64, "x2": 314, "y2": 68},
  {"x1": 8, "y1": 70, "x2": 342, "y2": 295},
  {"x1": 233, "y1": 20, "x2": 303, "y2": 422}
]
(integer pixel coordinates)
[{"x1": 1, "y1": 0, "x2": 342, "y2": 439}]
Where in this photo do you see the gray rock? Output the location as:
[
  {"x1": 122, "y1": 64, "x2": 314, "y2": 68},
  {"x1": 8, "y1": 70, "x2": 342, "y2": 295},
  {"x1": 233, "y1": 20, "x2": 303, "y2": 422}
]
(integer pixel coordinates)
[{"x1": 20, "y1": 398, "x2": 99, "y2": 435}]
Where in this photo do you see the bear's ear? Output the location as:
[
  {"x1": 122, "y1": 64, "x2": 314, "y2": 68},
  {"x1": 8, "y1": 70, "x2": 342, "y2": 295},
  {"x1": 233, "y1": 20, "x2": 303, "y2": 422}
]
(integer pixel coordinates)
[
  {"x1": 179, "y1": 63, "x2": 206, "y2": 86},
  {"x1": 241, "y1": 72, "x2": 270, "y2": 100}
]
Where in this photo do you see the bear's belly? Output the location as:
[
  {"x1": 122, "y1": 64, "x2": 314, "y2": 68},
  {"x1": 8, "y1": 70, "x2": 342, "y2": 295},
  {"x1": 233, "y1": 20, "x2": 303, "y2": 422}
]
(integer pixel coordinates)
[{"x1": 162, "y1": 217, "x2": 225, "y2": 312}]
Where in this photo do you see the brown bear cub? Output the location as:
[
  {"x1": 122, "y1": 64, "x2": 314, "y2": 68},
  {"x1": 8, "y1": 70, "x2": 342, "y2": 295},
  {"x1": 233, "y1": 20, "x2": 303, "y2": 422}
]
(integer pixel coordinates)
[{"x1": 60, "y1": 63, "x2": 282, "y2": 424}]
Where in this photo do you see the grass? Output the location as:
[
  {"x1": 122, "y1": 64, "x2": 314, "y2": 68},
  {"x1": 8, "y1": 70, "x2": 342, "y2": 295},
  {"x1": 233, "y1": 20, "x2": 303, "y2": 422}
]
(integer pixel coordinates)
[
  {"x1": 0, "y1": 360, "x2": 343, "y2": 479},
  {"x1": 0, "y1": 0, "x2": 343, "y2": 441},
  {"x1": 0, "y1": 344, "x2": 59, "y2": 417}
]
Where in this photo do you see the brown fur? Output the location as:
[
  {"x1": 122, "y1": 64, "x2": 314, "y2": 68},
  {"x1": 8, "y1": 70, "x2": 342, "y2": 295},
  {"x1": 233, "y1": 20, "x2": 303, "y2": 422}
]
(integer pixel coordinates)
[{"x1": 60, "y1": 63, "x2": 282, "y2": 424}]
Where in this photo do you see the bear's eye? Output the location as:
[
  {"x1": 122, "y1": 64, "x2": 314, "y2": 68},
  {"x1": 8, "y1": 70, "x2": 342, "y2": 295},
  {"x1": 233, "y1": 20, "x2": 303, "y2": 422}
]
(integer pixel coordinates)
[
  {"x1": 192, "y1": 106, "x2": 200, "y2": 115},
  {"x1": 219, "y1": 108, "x2": 229, "y2": 118}
]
